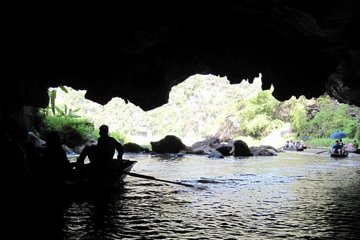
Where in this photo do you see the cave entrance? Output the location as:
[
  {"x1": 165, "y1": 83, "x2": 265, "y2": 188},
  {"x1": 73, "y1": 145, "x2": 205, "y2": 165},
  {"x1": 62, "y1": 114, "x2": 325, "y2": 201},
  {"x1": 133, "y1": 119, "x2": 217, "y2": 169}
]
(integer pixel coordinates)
[
  {"x1": 40, "y1": 73, "x2": 359, "y2": 152},
  {"x1": 42, "y1": 74, "x2": 298, "y2": 148}
]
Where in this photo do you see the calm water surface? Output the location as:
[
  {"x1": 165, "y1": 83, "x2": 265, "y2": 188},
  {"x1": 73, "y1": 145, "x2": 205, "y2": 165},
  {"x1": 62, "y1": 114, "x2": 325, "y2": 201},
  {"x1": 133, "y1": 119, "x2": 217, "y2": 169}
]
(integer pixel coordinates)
[{"x1": 62, "y1": 152, "x2": 360, "y2": 239}]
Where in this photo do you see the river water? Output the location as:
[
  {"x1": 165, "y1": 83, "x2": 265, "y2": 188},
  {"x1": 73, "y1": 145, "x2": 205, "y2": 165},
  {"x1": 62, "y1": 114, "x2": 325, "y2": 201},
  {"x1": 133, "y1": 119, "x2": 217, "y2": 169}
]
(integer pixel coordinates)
[{"x1": 61, "y1": 151, "x2": 360, "y2": 239}]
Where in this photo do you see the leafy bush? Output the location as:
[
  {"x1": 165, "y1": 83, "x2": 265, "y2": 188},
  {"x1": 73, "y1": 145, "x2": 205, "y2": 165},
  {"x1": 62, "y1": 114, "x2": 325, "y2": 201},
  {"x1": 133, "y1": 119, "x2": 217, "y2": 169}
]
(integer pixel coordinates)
[
  {"x1": 237, "y1": 89, "x2": 283, "y2": 139},
  {"x1": 243, "y1": 114, "x2": 283, "y2": 138},
  {"x1": 290, "y1": 102, "x2": 307, "y2": 133},
  {"x1": 39, "y1": 115, "x2": 95, "y2": 148},
  {"x1": 308, "y1": 105, "x2": 356, "y2": 138}
]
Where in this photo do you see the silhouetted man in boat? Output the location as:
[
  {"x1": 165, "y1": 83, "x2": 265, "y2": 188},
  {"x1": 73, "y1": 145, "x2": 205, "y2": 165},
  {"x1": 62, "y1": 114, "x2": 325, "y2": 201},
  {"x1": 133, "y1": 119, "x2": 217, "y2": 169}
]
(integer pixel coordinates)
[{"x1": 76, "y1": 125, "x2": 124, "y2": 176}]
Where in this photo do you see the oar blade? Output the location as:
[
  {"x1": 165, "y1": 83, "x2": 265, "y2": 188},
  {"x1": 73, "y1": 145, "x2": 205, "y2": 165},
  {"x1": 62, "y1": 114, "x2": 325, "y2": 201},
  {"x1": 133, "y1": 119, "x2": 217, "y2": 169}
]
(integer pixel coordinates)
[
  {"x1": 316, "y1": 150, "x2": 329, "y2": 154},
  {"x1": 126, "y1": 172, "x2": 195, "y2": 187}
]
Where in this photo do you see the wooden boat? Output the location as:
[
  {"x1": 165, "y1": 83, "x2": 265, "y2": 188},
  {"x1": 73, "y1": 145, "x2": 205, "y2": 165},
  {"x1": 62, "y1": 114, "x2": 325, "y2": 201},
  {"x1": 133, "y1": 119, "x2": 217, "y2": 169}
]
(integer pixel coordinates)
[
  {"x1": 348, "y1": 149, "x2": 360, "y2": 154},
  {"x1": 282, "y1": 147, "x2": 306, "y2": 151},
  {"x1": 330, "y1": 152, "x2": 349, "y2": 158},
  {"x1": 65, "y1": 159, "x2": 137, "y2": 195}
]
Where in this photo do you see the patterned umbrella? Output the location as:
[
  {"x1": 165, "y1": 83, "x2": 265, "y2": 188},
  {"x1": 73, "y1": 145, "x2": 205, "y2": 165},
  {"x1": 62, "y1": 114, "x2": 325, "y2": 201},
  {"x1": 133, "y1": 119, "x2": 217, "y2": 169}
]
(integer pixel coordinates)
[{"x1": 330, "y1": 131, "x2": 347, "y2": 139}]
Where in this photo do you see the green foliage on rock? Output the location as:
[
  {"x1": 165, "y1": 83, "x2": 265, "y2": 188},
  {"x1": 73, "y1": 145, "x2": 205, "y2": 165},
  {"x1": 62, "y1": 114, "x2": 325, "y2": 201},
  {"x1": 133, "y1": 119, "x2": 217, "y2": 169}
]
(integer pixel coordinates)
[
  {"x1": 289, "y1": 95, "x2": 358, "y2": 140},
  {"x1": 39, "y1": 115, "x2": 96, "y2": 148}
]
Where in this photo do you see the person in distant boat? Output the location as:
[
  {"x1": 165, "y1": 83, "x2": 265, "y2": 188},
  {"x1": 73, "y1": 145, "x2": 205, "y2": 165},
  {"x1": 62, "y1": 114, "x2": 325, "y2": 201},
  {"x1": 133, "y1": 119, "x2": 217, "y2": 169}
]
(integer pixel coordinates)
[
  {"x1": 331, "y1": 140, "x2": 344, "y2": 154},
  {"x1": 284, "y1": 141, "x2": 289, "y2": 148},
  {"x1": 339, "y1": 139, "x2": 344, "y2": 147},
  {"x1": 353, "y1": 140, "x2": 358, "y2": 150},
  {"x1": 287, "y1": 140, "x2": 294, "y2": 149},
  {"x1": 346, "y1": 141, "x2": 355, "y2": 152},
  {"x1": 299, "y1": 140, "x2": 306, "y2": 149},
  {"x1": 76, "y1": 125, "x2": 124, "y2": 174},
  {"x1": 339, "y1": 139, "x2": 346, "y2": 153}
]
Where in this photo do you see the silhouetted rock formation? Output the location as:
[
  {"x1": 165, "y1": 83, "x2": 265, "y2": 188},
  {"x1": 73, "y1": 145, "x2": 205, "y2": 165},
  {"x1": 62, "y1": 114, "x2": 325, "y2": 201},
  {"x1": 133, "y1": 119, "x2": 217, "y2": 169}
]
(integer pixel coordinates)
[
  {"x1": 232, "y1": 140, "x2": 253, "y2": 157},
  {"x1": 150, "y1": 135, "x2": 186, "y2": 154},
  {"x1": 2, "y1": 1, "x2": 360, "y2": 182},
  {"x1": 1, "y1": 1, "x2": 360, "y2": 113},
  {"x1": 124, "y1": 142, "x2": 149, "y2": 153}
]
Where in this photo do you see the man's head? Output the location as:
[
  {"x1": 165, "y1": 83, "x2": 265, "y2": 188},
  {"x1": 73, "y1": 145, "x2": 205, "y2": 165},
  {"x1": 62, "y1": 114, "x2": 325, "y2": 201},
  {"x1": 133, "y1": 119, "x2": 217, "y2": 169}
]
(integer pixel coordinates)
[{"x1": 99, "y1": 125, "x2": 109, "y2": 137}]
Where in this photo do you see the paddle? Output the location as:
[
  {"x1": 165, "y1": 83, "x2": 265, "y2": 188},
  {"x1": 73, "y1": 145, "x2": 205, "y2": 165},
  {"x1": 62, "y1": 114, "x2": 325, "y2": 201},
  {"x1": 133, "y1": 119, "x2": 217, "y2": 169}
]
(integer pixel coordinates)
[
  {"x1": 316, "y1": 150, "x2": 329, "y2": 154},
  {"x1": 126, "y1": 172, "x2": 195, "y2": 188}
]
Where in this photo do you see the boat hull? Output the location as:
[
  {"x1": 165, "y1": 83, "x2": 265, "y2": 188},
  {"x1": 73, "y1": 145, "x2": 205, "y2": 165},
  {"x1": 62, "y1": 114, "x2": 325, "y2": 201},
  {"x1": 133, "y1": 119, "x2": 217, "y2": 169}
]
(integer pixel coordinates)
[
  {"x1": 283, "y1": 147, "x2": 306, "y2": 151},
  {"x1": 330, "y1": 152, "x2": 348, "y2": 158},
  {"x1": 65, "y1": 159, "x2": 137, "y2": 196}
]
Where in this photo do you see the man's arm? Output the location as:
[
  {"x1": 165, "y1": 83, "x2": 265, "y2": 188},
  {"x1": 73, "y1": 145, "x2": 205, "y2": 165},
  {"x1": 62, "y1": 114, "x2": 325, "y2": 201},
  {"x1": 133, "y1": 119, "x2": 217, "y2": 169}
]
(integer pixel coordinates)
[{"x1": 114, "y1": 139, "x2": 124, "y2": 160}]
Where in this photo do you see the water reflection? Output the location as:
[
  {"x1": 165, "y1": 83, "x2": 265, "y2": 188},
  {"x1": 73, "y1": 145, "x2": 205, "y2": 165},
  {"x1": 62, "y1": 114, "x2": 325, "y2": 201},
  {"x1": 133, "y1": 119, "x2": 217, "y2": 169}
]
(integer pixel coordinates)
[{"x1": 61, "y1": 153, "x2": 360, "y2": 239}]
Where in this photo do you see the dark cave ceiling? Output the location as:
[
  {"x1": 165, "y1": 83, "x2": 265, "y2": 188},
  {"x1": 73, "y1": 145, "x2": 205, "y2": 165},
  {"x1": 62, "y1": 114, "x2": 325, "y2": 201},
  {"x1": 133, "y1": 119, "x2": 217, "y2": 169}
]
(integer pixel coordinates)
[{"x1": 1, "y1": 1, "x2": 360, "y2": 111}]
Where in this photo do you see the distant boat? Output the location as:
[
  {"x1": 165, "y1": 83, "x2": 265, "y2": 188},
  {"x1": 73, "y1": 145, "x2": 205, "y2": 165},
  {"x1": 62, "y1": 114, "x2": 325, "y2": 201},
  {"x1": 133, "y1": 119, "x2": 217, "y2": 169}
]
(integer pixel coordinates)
[
  {"x1": 282, "y1": 147, "x2": 306, "y2": 152},
  {"x1": 347, "y1": 149, "x2": 360, "y2": 154}
]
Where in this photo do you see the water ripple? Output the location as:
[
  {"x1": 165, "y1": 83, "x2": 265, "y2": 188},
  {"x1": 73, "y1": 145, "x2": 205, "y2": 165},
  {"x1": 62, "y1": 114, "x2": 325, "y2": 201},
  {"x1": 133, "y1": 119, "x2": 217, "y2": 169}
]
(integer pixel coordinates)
[{"x1": 62, "y1": 153, "x2": 360, "y2": 239}]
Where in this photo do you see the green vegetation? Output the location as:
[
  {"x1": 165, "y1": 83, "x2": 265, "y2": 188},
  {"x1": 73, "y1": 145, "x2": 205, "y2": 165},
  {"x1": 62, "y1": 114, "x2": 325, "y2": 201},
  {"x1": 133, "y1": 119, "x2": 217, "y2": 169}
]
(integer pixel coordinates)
[
  {"x1": 38, "y1": 86, "x2": 130, "y2": 146},
  {"x1": 237, "y1": 89, "x2": 284, "y2": 138},
  {"x1": 40, "y1": 74, "x2": 360, "y2": 148},
  {"x1": 289, "y1": 96, "x2": 359, "y2": 141},
  {"x1": 38, "y1": 86, "x2": 96, "y2": 147},
  {"x1": 39, "y1": 115, "x2": 95, "y2": 148}
]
